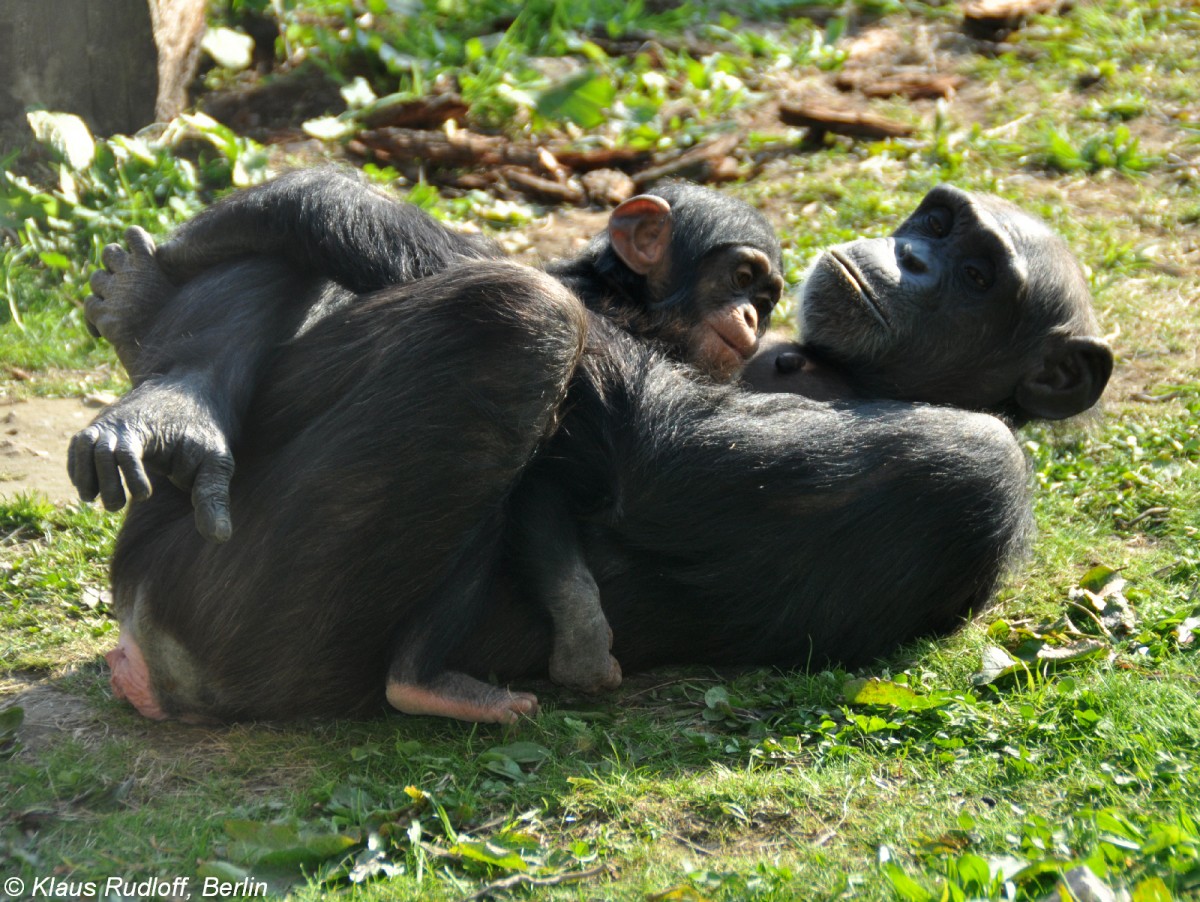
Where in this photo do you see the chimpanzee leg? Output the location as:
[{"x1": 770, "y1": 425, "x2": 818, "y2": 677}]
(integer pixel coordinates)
[
  {"x1": 85, "y1": 227, "x2": 174, "y2": 381},
  {"x1": 155, "y1": 167, "x2": 499, "y2": 290},
  {"x1": 384, "y1": 510, "x2": 539, "y2": 721},
  {"x1": 106, "y1": 260, "x2": 587, "y2": 723},
  {"x1": 507, "y1": 478, "x2": 621, "y2": 692}
]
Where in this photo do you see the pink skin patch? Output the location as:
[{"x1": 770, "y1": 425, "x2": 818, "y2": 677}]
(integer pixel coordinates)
[{"x1": 105, "y1": 630, "x2": 168, "y2": 720}]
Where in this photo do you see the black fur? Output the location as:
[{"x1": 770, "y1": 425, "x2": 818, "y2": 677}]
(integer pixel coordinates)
[
  {"x1": 70, "y1": 171, "x2": 1111, "y2": 721},
  {"x1": 107, "y1": 259, "x2": 1031, "y2": 719}
]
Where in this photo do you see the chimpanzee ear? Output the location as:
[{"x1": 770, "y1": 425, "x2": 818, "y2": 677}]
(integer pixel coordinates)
[
  {"x1": 1014, "y1": 335, "x2": 1114, "y2": 420},
  {"x1": 608, "y1": 195, "x2": 673, "y2": 276}
]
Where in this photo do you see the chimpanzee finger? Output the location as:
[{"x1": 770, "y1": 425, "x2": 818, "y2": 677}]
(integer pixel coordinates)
[
  {"x1": 67, "y1": 429, "x2": 100, "y2": 502},
  {"x1": 92, "y1": 432, "x2": 128, "y2": 511},
  {"x1": 82, "y1": 300, "x2": 103, "y2": 338},
  {"x1": 89, "y1": 267, "x2": 112, "y2": 296},
  {"x1": 191, "y1": 452, "x2": 235, "y2": 543},
  {"x1": 124, "y1": 225, "x2": 157, "y2": 258},
  {"x1": 100, "y1": 242, "x2": 128, "y2": 273},
  {"x1": 114, "y1": 439, "x2": 152, "y2": 502}
]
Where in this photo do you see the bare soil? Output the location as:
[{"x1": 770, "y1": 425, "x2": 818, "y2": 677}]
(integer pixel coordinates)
[{"x1": 0, "y1": 395, "x2": 114, "y2": 505}]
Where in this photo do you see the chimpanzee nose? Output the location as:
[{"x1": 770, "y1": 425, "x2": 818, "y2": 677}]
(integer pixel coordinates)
[
  {"x1": 898, "y1": 242, "x2": 929, "y2": 274},
  {"x1": 741, "y1": 302, "x2": 758, "y2": 333}
]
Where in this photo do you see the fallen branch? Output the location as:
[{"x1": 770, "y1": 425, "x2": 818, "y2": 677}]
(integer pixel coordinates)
[
  {"x1": 962, "y1": 0, "x2": 1070, "y2": 39},
  {"x1": 361, "y1": 92, "x2": 469, "y2": 130},
  {"x1": 352, "y1": 127, "x2": 546, "y2": 170},
  {"x1": 835, "y1": 70, "x2": 966, "y2": 100},
  {"x1": 632, "y1": 133, "x2": 742, "y2": 186},
  {"x1": 501, "y1": 168, "x2": 586, "y2": 205},
  {"x1": 779, "y1": 101, "x2": 914, "y2": 140},
  {"x1": 1129, "y1": 390, "x2": 1184, "y2": 403}
]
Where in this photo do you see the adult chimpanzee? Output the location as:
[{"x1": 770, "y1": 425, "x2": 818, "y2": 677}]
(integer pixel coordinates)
[
  {"x1": 741, "y1": 187, "x2": 1112, "y2": 423},
  {"x1": 78, "y1": 170, "x2": 787, "y2": 715},
  {"x1": 72, "y1": 175, "x2": 1111, "y2": 723}
]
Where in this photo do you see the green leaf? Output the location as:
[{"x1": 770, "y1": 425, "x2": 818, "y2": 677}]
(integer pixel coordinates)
[
  {"x1": 881, "y1": 862, "x2": 933, "y2": 902},
  {"x1": 843, "y1": 678, "x2": 948, "y2": 710},
  {"x1": 487, "y1": 741, "x2": 550, "y2": 764},
  {"x1": 196, "y1": 861, "x2": 255, "y2": 884},
  {"x1": 448, "y1": 840, "x2": 529, "y2": 872},
  {"x1": 35, "y1": 251, "x2": 71, "y2": 270},
  {"x1": 1079, "y1": 564, "x2": 1120, "y2": 592},
  {"x1": 480, "y1": 756, "x2": 526, "y2": 781},
  {"x1": 704, "y1": 687, "x2": 734, "y2": 718},
  {"x1": 535, "y1": 71, "x2": 617, "y2": 129},
  {"x1": 26, "y1": 111, "x2": 95, "y2": 170},
  {"x1": 1131, "y1": 876, "x2": 1172, "y2": 902},
  {"x1": 224, "y1": 819, "x2": 358, "y2": 869},
  {"x1": 647, "y1": 885, "x2": 712, "y2": 901},
  {"x1": 955, "y1": 852, "x2": 991, "y2": 888},
  {"x1": 971, "y1": 645, "x2": 1021, "y2": 686}
]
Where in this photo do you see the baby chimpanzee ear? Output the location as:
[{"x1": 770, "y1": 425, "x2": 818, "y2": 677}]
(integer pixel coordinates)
[{"x1": 608, "y1": 195, "x2": 673, "y2": 277}]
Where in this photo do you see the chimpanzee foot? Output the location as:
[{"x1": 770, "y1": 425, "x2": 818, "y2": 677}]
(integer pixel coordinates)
[
  {"x1": 86, "y1": 226, "x2": 173, "y2": 377},
  {"x1": 386, "y1": 671, "x2": 539, "y2": 724},
  {"x1": 549, "y1": 626, "x2": 623, "y2": 693}
]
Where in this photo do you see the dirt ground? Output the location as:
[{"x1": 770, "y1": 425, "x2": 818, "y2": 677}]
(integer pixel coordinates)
[{"x1": 0, "y1": 395, "x2": 114, "y2": 505}]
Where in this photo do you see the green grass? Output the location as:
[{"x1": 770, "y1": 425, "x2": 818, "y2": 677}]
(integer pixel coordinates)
[{"x1": 3, "y1": 0, "x2": 1200, "y2": 898}]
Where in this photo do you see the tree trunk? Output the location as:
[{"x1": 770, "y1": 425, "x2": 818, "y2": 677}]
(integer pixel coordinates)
[
  {"x1": 148, "y1": 0, "x2": 208, "y2": 122},
  {"x1": 0, "y1": 0, "x2": 205, "y2": 152}
]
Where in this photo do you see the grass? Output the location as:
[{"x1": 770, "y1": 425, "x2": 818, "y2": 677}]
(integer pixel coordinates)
[{"x1": 2, "y1": 0, "x2": 1200, "y2": 898}]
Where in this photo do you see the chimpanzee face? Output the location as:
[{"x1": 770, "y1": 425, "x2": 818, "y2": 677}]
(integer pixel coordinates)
[{"x1": 797, "y1": 184, "x2": 1108, "y2": 417}]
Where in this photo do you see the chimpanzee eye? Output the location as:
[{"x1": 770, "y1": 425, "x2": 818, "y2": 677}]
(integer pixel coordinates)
[
  {"x1": 964, "y1": 260, "x2": 993, "y2": 290},
  {"x1": 733, "y1": 264, "x2": 755, "y2": 290},
  {"x1": 924, "y1": 207, "x2": 952, "y2": 238}
]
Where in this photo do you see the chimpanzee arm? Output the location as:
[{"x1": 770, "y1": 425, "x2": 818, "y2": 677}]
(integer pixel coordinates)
[
  {"x1": 156, "y1": 168, "x2": 500, "y2": 293},
  {"x1": 71, "y1": 258, "x2": 339, "y2": 541}
]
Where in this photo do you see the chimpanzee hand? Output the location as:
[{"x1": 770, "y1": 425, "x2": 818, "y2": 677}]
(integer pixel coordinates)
[{"x1": 68, "y1": 382, "x2": 235, "y2": 542}]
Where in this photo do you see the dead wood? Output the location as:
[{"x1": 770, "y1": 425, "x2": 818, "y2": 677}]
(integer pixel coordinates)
[
  {"x1": 779, "y1": 101, "x2": 914, "y2": 139},
  {"x1": 835, "y1": 70, "x2": 966, "y2": 100},
  {"x1": 501, "y1": 168, "x2": 587, "y2": 205},
  {"x1": 962, "y1": 0, "x2": 1070, "y2": 39},
  {"x1": 581, "y1": 168, "x2": 637, "y2": 205},
  {"x1": 632, "y1": 133, "x2": 743, "y2": 187},
  {"x1": 362, "y1": 93, "x2": 469, "y2": 130}
]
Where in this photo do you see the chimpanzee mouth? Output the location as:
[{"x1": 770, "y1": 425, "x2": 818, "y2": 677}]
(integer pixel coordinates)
[
  {"x1": 709, "y1": 322, "x2": 757, "y2": 361},
  {"x1": 828, "y1": 249, "x2": 890, "y2": 330}
]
